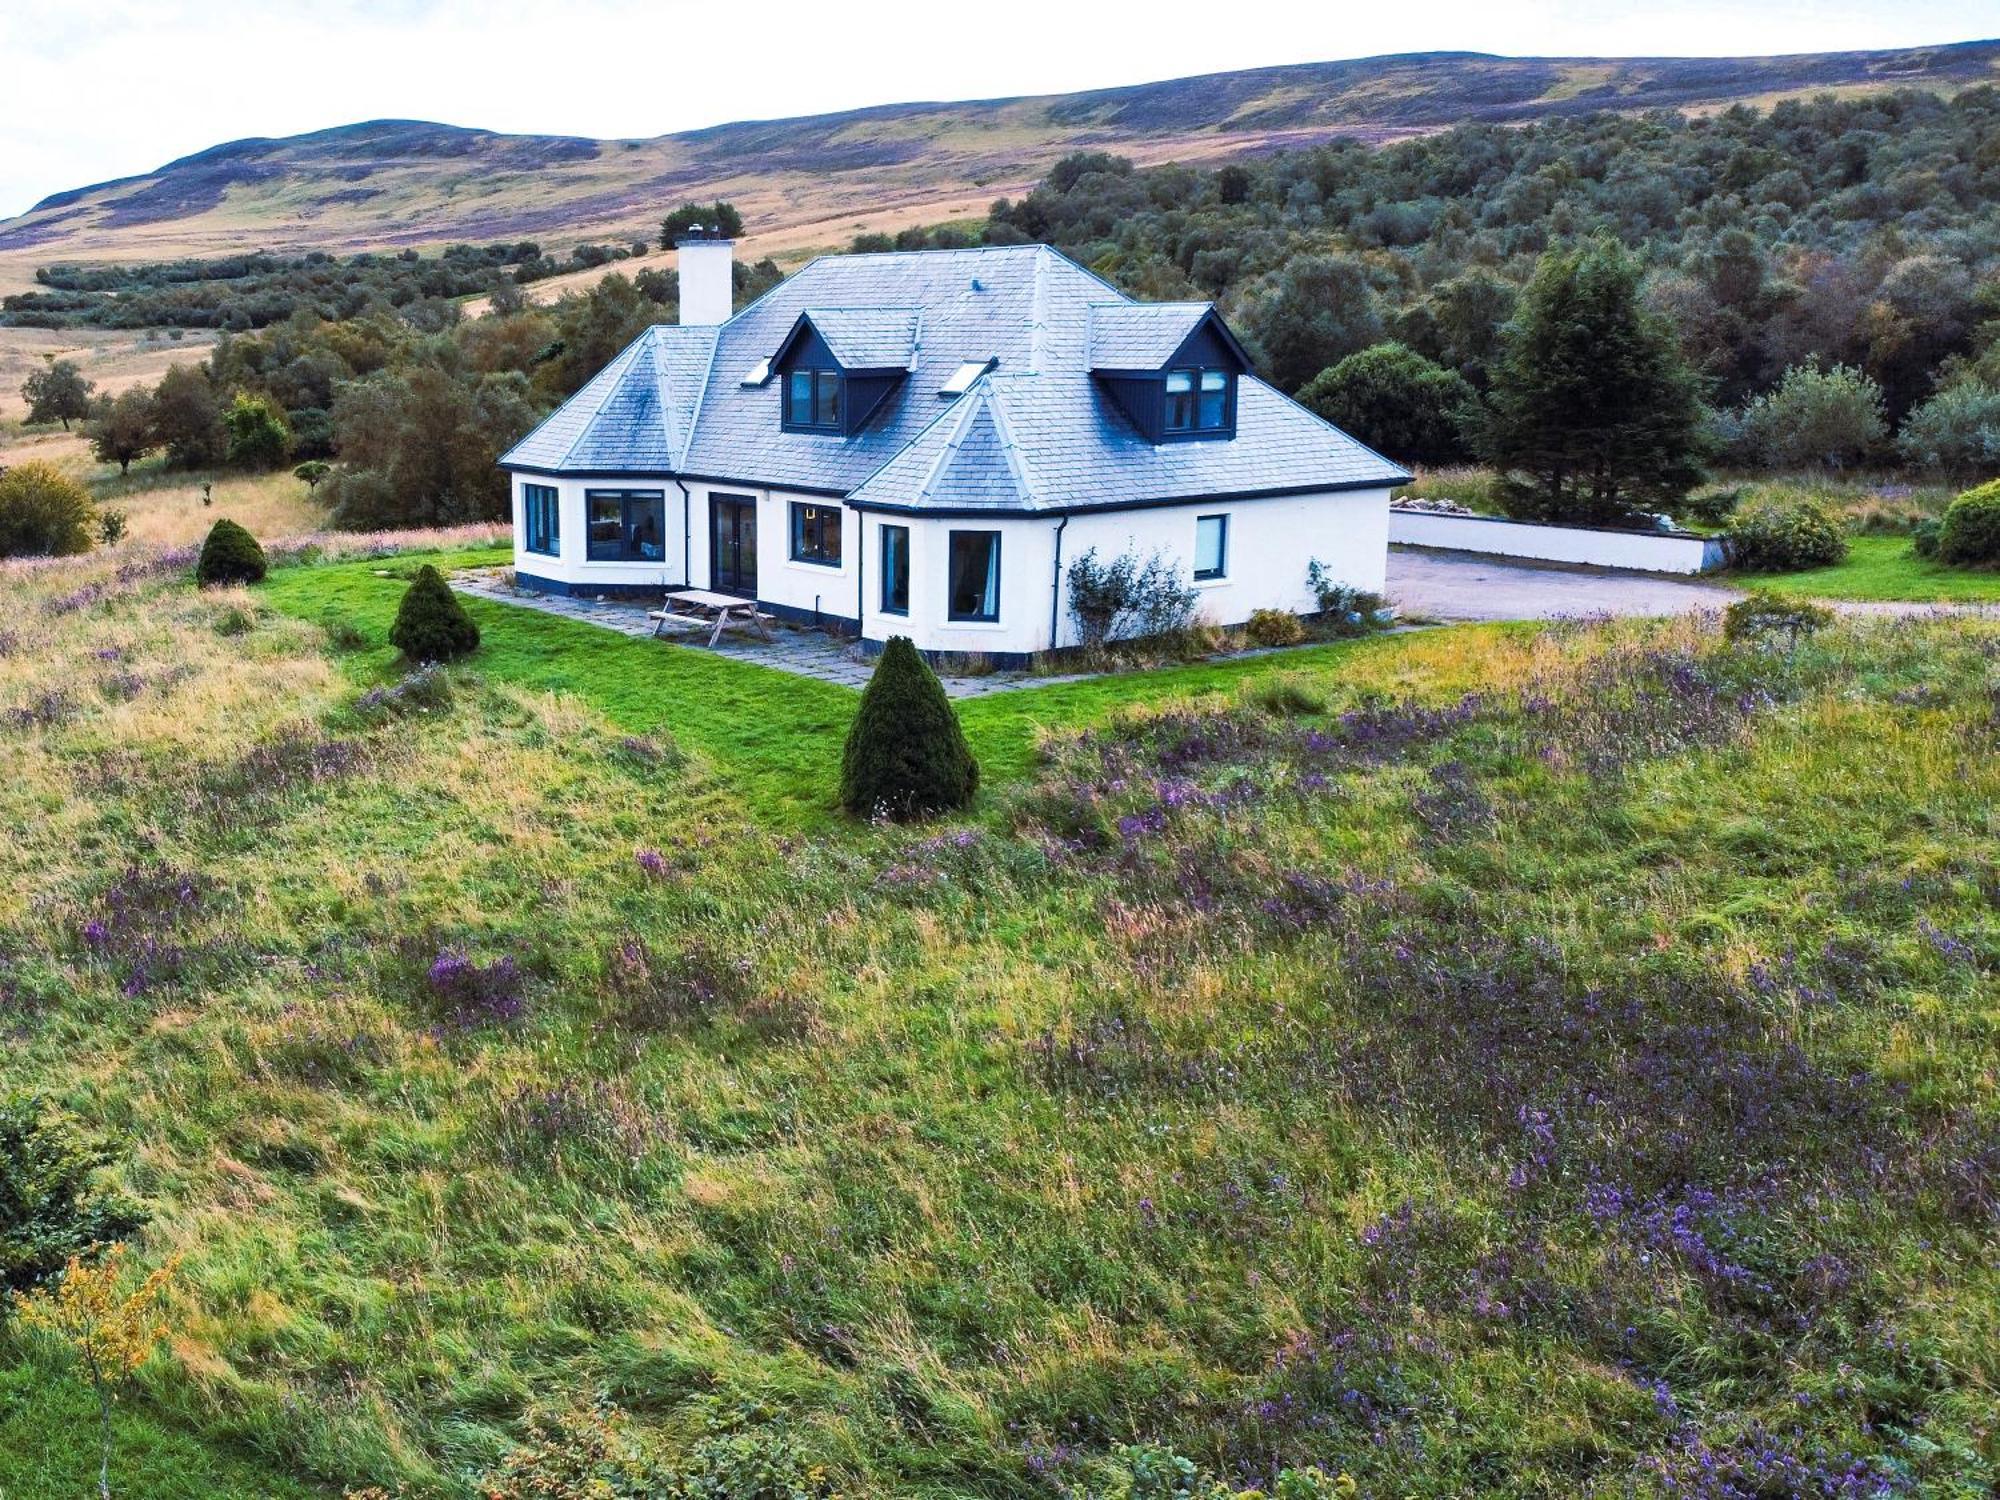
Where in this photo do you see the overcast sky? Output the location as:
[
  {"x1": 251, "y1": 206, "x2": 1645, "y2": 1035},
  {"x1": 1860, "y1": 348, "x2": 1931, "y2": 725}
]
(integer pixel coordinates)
[{"x1": 2, "y1": 0, "x2": 1995, "y2": 220}]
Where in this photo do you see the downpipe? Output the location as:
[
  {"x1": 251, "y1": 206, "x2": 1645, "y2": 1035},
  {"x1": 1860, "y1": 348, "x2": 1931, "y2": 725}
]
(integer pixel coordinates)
[{"x1": 1048, "y1": 515, "x2": 1069, "y2": 654}]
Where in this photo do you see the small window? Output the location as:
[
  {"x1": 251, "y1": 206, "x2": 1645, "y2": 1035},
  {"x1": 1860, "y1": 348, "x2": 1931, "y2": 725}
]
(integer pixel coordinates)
[
  {"x1": 523, "y1": 483, "x2": 559, "y2": 557},
  {"x1": 938, "y1": 359, "x2": 993, "y2": 398},
  {"x1": 947, "y1": 530, "x2": 1000, "y2": 622},
  {"x1": 881, "y1": 524, "x2": 910, "y2": 615},
  {"x1": 790, "y1": 502, "x2": 842, "y2": 566},
  {"x1": 585, "y1": 489, "x2": 666, "y2": 561},
  {"x1": 784, "y1": 368, "x2": 842, "y2": 431},
  {"x1": 1164, "y1": 367, "x2": 1231, "y2": 435},
  {"x1": 740, "y1": 357, "x2": 771, "y2": 387},
  {"x1": 1194, "y1": 514, "x2": 1227, "y2": 581}
]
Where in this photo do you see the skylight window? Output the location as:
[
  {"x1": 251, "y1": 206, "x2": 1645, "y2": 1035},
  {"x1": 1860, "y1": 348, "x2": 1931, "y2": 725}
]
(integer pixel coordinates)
[
  {"x1": 740, "y1": 357, "x2": 772, "y2": 388},
  {"x1": 938, "y1": 359, "x2": 994, "y2": 398}
]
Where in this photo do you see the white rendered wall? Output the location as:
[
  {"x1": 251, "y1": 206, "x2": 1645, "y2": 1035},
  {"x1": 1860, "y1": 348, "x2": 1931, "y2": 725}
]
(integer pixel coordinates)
[
  {"x1": 510, "y1": 474, "x2": 689, "y2": 593},
  {"x1": 859, "y1": 487, "x2": 1392, "y2": 656},
  {"x1": 1388, "y1": 509, "x2": 1725, "y2": 574}
]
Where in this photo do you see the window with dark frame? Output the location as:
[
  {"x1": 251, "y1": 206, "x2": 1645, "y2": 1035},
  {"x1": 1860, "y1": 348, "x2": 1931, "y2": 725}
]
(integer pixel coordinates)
[
  {"x1": 1164, "y1": 367, "x2": 1232, "y2": 435},
  {"x1": 784, "y1": 368, "x2": 843, "y2": 431},
  {"x1": 1194, "y1": 514, "x2": 1228, "y2": 580},
  {"x1": 790, "y1": 502, "x2": 843, "y2": 566},
  {"x1": 947, "y1": 530, "x2": 1000, "y2": 622},
  {"x1": 584, "y1": 489, "x2": 666, "y2": 561},
  {"x1": 523, "y1": 483, "x2": 559, "y2": 556},
  {"x1": 880, "y1": 524, "x2": 909, "y2": 615}
]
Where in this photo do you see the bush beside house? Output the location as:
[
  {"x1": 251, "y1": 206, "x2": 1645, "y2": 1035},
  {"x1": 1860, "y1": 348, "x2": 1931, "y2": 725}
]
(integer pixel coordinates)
[
  {"x1": 1726, "y1": 495, "x2": 1849, "y2": 572},
  {"x1": 1936, "y1": 480, "x2": 2000, "y2": 567},
  {"x1": 840, "y1": 638, "x2": 978, "y2": 820},
  {"x1": 389, "y1": 565, "x2": 481, "y2": 662}
]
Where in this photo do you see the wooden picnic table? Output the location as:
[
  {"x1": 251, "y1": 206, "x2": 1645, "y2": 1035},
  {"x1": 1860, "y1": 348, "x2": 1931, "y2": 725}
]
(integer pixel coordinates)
[{"x1": 650, "y1": 588, "x2": 775, "y2": 647}]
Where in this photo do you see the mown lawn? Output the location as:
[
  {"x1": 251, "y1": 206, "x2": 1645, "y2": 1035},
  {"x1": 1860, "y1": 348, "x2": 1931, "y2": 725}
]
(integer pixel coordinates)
[
  {"x1": 259, "y1": 549, "x2": 1444, "y2": 827},
  {"x1": 1737, "y1": 535, "x2": 2000, "y2": 604},
  {"x1": 1, "y1": 539, "x2": 1994, "y2": 1498}
]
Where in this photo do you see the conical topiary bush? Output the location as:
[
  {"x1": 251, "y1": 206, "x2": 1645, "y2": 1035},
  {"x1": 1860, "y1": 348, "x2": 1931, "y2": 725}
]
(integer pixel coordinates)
[
  {"x1": 840, "y1": 636, "x2": 979, "y2": 820},
  {"x1": 194, "y1": 518, "x2": 267, "y2": 586},
  {"x1": 388, "y1": 564, "x2": 480, "y2": 662}
]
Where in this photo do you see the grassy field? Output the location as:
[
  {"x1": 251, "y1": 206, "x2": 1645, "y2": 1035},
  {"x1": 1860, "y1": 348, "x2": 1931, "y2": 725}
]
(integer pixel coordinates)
[
  {"x1": 0, "y1": 535, "x2": 1994, "y2": 1497},
  {"x1": 1737, "y1": 536, "x2": 2000, "y2": 604}
]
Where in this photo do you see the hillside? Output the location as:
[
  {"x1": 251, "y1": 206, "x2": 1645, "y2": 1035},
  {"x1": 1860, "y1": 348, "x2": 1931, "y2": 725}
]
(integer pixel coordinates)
[
  {"x1": 0, "y1": 528, "x2": 1995, "y2": 1495},
  {"x1": 4, "y1": 40, "x2": 1995, "y2": 280}
]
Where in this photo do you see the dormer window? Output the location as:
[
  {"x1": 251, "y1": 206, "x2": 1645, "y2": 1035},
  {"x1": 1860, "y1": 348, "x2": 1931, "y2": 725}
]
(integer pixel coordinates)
[
  {"x1": 785, "y1": 368, "x2": 843, "y2": 432},
  {"x1": 1165, "y1": 368, "x2": 1231, "y2": 435}
]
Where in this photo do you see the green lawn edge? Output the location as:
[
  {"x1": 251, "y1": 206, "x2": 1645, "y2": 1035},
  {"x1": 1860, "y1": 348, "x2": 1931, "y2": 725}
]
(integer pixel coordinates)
[{"x1": 259, "y1": 547, "x2": 1407, "y2": 829}]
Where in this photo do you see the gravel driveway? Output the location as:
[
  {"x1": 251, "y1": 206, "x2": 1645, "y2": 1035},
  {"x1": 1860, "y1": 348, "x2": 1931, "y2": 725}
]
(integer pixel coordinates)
[{"x1": 1386, "y1": 547, "x2": 1738, "y2": 622}]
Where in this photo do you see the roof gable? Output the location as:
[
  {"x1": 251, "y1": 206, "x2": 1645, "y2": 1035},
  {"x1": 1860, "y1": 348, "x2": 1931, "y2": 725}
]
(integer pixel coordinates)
[
  {"x1": 773, "y1": 307, "x2": 922, "y2": 374},
  {"x1": 1086, "y1": 302, "x2": 1251, "y2": 374}
]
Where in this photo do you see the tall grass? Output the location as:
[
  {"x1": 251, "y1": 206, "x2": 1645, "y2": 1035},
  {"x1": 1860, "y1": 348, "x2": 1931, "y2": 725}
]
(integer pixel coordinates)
[{"x1": 0, "y1": 540, "x2": 1993, "y2": 1497}]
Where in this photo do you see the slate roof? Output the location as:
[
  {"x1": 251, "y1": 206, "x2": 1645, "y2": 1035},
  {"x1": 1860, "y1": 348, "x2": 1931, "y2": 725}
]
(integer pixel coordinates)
[
  {"x1": 1085, "y1": 302, "x2": 1211, "y2": 370},
  {"x1": 791, "y1": 307, "x2": 922, "y2": 371},
  {"x1": 500, "y1": 244, "x2": 1409, "y2": 510},
  {"x1": 503, "y1": 323, "x2": 717, "y2": 472}
]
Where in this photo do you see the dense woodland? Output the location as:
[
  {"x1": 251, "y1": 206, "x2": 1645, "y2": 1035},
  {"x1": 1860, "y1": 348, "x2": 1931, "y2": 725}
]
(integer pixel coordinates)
[{"x1": 17, "y1": 88, "x2": 2000, "y2": 539}]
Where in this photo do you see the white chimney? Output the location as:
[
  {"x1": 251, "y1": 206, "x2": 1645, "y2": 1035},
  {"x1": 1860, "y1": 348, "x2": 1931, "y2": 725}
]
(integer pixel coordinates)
[{"x1": 677, "y1": 236, "x2": 734, "y2": 326}]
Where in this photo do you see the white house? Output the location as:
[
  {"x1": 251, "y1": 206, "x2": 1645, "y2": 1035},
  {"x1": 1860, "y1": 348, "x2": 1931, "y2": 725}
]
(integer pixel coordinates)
[{"x1": 500, "y1": 240, "x2": 1408, "y2": 664}]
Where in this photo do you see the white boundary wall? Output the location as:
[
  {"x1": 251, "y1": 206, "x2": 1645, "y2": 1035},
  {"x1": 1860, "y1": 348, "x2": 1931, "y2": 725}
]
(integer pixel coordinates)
[{"x1": 1389, "y1": 508, "x2": 1725, "y2": 575}]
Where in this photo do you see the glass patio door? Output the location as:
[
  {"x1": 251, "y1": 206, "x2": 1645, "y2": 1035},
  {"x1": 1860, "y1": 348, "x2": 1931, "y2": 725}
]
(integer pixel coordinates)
[{"x1": 710, "y1": 495, "x2": 757, "y2": 597}]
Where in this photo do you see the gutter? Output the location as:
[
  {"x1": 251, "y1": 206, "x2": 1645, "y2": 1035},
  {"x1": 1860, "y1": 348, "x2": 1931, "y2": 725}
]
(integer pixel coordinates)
[
  {"x1": 1048, "y1": 515, "x2": 1069, "y2": 654},
  {"x1": 676, "y1": 479, "x2": 693, "y2": 588}
]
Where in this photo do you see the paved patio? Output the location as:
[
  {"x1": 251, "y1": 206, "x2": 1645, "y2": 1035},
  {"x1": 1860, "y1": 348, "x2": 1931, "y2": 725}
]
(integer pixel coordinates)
[{"x1": 450, "y1": 570, "x2": 1076, "y2": 698}]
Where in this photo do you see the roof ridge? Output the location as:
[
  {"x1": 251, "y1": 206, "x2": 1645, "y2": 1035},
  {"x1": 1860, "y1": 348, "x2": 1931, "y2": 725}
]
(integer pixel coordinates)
[{"x1": 911, "y1": 385, "x2": 993, "y2": 503}]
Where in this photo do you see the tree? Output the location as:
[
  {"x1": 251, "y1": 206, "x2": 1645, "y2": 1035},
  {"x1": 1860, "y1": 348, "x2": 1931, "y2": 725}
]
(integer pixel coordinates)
[
  {"x1": 13, "y1": 1245, "x2": 179, "y2": 1500},
  {"x1": 839, "y1": 638, "x2": 979, "y2": 820},
  {"x1": 293, "y1": 460, "x2": 331, "y2": 494},
  {"x1": 660, "y1": 199, "x2": 743, "y2": 247},
  {"x1": 83, "y1": 389, "x2": 157, "y2": 475},
  {"x1": 194, "y1": 518, "x2": 268, "y2": 586},
  {"x1": 1896, "y1": 381, "x2": 2000, "y2": 479},
  {"x1": 1243, "y1": 254, "x2": 1385, "y2": 394},
  {"x1": 1736, "y1": 362, "x2": 1887, "y2": 471},
  {"x1": 22, "y1": 358, "x2": 94, "y2": 430},
  {"x1": 1479, "y1": 240, "x2": 1706, "y2": 525},
  {"x1": 389, "y1": 564, "x2": 480, "y2": 661},
  {"x1": 222, "y1": 392, "x2": 289, "y2": 469},
  {"x1": 1296, "y1": 342, "x2": 1477, "y2": 465},
  {"x1": 1393, "y1": 268, "x2": 1518, "y2": 390},
  {"x1": 0, "y1": 461, "x2": 96, "y2": 559},
  {"x1": 149, "y1": 364, "x2": 223, "y2": 468}
]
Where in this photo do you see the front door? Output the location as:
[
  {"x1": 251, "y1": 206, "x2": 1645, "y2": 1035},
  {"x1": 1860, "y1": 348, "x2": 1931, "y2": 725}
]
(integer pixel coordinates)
[{"x1": 710, "y1": 495, "x2": 757, "y2": 597}]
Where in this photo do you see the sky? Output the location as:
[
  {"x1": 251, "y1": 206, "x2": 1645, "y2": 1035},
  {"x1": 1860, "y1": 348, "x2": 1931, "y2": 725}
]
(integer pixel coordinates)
[{"x1": 2, "y1": 0, "x2": 1996, "y2": 220}]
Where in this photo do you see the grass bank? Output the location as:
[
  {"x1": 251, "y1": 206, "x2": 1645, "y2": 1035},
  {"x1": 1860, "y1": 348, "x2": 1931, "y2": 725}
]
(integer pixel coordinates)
[{"x1": 0, "y1": 540, "x2": 1992, "y2": 1498}]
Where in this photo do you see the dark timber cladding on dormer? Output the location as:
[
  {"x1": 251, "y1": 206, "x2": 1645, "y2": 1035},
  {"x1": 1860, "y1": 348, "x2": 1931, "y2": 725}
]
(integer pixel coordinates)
[
  {"x1": 1092, "y1": 311, "x2": 1249, "y2": 444},
  {"x1": 772, "y1": 318, "x2": 907, "y2": 438}
]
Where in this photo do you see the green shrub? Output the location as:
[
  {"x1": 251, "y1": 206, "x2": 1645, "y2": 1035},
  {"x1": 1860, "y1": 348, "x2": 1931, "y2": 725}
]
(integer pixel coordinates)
[
  {"x1": 194, "y1": 518, "x2": 268, "y2": 586},
  {"x1": 1245, "y1": 608, "x2": 1306, "y2": 647},
  {"x1": 1734, "y1": 361, "x2": 1887, "y2": 470},
  {"x1": 1936, "y1": 480, "x2": 2000, "y2": 567},
  {"x1": 1723, "y1": 591, "x2": 1833, "y2": 650},
  {"x1": 97, "y1": 508, "x2": 128, "y2": 547},
  {"x1": 0, "y1": 461, "x2": 95, "y2": 559},
  {"x1": 0, "y1": 1098, "x2": 148, "y2": 1301},
  {"x1": 840, "y1": 637, "x2": 978, "y2": 820},
  {"x1": 1066, "y1": 547, "x2": 1199, "y2": 649},
  {"x1": 1726, "y1": 496, "x2": 1848, "y2": 572},
  {"x1": 1911, "y1": 518, "x2": 1943, "y2": 560},
  {"x1": 388, "y1": 564, "x2": 481, "y2": 662},
  {"x1": 1295, "y1": 340, "x2": 1476, "y2": 464},
  {"x1": 222, "y1": 391, "x2": 290, "y2": 469},
  {"x1": 1896, "y1": 381, "x2": 2000, "y2": 479}
]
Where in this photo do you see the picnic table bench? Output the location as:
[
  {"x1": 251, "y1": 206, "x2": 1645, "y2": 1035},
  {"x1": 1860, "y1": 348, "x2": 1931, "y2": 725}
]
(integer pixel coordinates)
[{"x1": 649, "y1": 588, "x2": 775, "y2": 647}]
